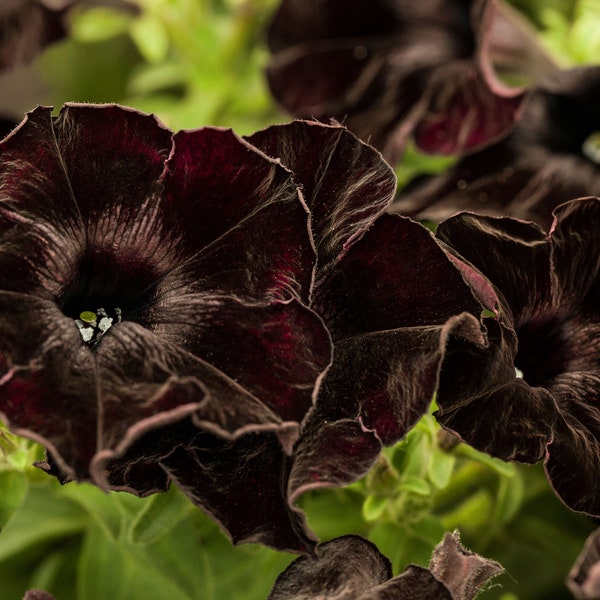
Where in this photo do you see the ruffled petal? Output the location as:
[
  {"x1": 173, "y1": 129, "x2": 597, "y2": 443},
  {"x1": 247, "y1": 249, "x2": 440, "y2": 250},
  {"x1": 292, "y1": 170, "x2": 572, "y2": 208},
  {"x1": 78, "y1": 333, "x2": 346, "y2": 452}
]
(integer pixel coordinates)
[
  {"x1": 247, "y1": 120, "x2": 396, "y2": 275},
  {"x1": 160, "y1": 431, "x2": 315, "y2": 553}
]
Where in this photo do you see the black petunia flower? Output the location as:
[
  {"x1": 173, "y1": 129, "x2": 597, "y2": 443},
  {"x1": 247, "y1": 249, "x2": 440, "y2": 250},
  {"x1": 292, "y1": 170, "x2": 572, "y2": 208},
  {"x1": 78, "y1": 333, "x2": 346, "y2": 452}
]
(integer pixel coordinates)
[
  {"x1": 0, "y1": 103, "x2": 333, "y2": 552},
  {"x1": 433, "y1": 197, "x2": 600, "y2": 516},
  {"x1": 394, "y1": 66, "x2": 600, "y2": 229},
  {"x1": 268, "y1": 532, "x2": 503, "y2": 599},
  {"x1": 247, "y1": 121, "x2": 489, "y2": 518},
  {"x1": 266, "y1": 0, "x2": 556, "y2": 163}
]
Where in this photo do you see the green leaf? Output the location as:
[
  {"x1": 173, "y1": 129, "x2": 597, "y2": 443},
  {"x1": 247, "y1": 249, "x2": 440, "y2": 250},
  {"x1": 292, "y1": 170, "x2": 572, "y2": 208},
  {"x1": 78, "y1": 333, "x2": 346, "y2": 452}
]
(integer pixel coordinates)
[
  {"x1": 129, "y1": 14, "x2": 170, "y2": 63},
  {"x1": 0, "y1": 480, "x2": 87, "y2": 561},
  {"x1": 493, "y1": 470, "x2": 525, "y2": 524},
  {"x1": 128, "y1": 485, "x2": 194, "y2": 545},
  {"x1": 0, "y1": 471, "x2": 28, "y2": 528},
  {"x1": 427, "y1": 449, "x2": 456, "y2": 490},
  {"x1": 77, "y1": 524, "x2": 194, "y2": 600},
  {"x1": 397, "y1": 476, "x2": 431, "y2": 496},
  {"x1": 362, "y1": 495, "x2": 389, "y2": 522},
  {"x1": 70, "y1": 8, "x2": 133, "y2": 43},
  {"x1": 453, "y1": 444, "x2": 516, "y2": 478}
]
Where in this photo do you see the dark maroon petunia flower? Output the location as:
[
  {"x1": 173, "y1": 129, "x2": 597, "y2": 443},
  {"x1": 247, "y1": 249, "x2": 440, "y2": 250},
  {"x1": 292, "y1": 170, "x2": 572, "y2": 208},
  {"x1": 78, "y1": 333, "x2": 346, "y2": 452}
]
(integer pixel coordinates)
[
  {"x1": 266, "y1": 0, "x2": 557, "y2": 163},
  {"x1": 434, "y1": 197, "x2": 600, "y2": 516},
  {"x1": 0, "y1": 103, "x2": 333, "y2": 552},
  {"x1": 268, "y1": 532, "x2": 503, "y2": 599},
  {"x1": 394, "y1": 66, "x2": 600, "y2": 229},
  {"x1": 0, "y1": 0, "x2": 136, "y2": 71},
  {"x1": 248, "y1": 121, "x2": 489, "y2": 514},
  {"x1": 568, "y1": 528, "x2": 600, "y2": 600}
]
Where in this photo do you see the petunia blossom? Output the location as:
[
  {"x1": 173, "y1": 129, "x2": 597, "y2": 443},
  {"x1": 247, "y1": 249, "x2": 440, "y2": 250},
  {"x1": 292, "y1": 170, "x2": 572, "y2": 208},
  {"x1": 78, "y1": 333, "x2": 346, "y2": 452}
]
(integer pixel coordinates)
[
  {"x1": 266, "y1": 0, "x2": 557, "y2": 163},
  {"x1": 247, "y1": 121, "x2": 490, "y2": 515},
  {"x1": 394, "y1": 66, "x2": 600, "y2": 230},
  {"x1": 433, "y1": 197, "x2": 600, "y2": 516},
  {"x1": 0, "y1": 103, "x2": 333, "y2": 552},
  {"x1": 268, "y1": 532, "x2": 503, "y2": 599}
]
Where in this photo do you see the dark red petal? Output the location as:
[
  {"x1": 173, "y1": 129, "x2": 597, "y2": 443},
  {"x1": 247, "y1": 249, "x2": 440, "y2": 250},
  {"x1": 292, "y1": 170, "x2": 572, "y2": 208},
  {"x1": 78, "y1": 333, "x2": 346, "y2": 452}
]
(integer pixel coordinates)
[
  {"x1": 151, "y1": 190, "x2": 315, "y2": 304},
  {"x1": 288, "y1": 418, "x2": 382, "y2": 503},
  {"x1": 0, "y1": 107, "x2": 84, "y2": 298},
  {"x1": 161, "y1": 432, "x2": 316, "y2": 553},
  {"x1": 436, "y1": 212, "x2": 551, "y2": 328},
  {"x1": 0, "y1": 292, "x2": 97, "y2": 479},
  {"x1": 0, "y1": 1, "x2": 67, "y2": 71},
  {"x1": 395, "y1": 67, "x2": 600, "y2": 228},
  {"x1": 247, "y1": 121, "x2": 396, "y2": 275},
  {"x1": 90, "y1": 321, "x2": 315, "y2": 487},
  {"x1": 161, "y1": 128, "x2": 308, "y2": 277},
  {"x1": 145, "y1": 296, "x2": 331, "y2": 424},
  {"x1": 311, "y1": 215, "x2": 486, "y2": 445},
  {"x1": 268, "y1": 535, "x2": 392, "y2": 599},
  {"x1": 414, "y1": 63, "x2": 524, "y2": 155},
  {"x1": 436, "y1": 321, "x2": 558, "y2": 463}
]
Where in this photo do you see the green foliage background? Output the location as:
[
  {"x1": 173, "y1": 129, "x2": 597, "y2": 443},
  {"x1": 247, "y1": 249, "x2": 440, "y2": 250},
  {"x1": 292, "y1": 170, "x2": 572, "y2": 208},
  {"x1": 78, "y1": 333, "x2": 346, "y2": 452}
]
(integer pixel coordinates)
[{"x1": 0, "y1": 1, "x2": 599, "y2": 598}]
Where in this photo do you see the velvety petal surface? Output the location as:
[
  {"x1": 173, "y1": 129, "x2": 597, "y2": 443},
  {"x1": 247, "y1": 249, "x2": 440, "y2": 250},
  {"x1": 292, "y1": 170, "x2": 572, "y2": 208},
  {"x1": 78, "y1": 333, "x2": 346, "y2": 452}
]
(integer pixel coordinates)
[
  {"x1": 0, "y1": 106, "x2": 84, "y2": 298},
  {"x1": 436, "y1": 198, "x2": 600, "y2": 514},
  {"x1": 160, "y1": 429, "x2": 314, "y2": 553},
  {"x1": 395, "y1": 66, "x2": 600, "y2": 229},
  {"x1": 0, "y1": 292, "x2": 97, "y2": 479},
  {"x1": 428, "y1": 532, "x2": 503, "y2": 600}
]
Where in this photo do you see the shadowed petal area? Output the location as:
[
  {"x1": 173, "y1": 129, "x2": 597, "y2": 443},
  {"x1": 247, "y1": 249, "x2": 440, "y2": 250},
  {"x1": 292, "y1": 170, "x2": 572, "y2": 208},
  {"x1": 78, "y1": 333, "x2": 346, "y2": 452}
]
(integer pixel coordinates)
[
  {"x1": 394, "y1": 66, "x2": 600, "y2": 229},
  {"x1": 268, "y1": 532, "x2": 502, "y2": 599},
  {"x1": 436, "y1": 198, "x2": 600, "y2": 514},
  {"x1": 266, "y1": 0, "x2": 554, "y2": 163},
  {"x1": 287, "y1": 215, "x2": 489, "y2": 502},
  {"x1": 160, "y1": 428, "x2": 315, "y2": 553},
  {"x1": 0, "y1": 292, "x2": 97, "y2": 479},
  {"x1": 568, "y1": 528, "x2": 600, "y2": 600}
]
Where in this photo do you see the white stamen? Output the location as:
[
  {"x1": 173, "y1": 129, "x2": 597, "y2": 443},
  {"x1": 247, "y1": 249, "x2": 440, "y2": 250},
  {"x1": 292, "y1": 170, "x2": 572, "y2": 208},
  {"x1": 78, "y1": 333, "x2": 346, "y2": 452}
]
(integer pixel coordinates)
[{"x1": 98, "y1": 316, "x2": 113, "y2": 333}]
